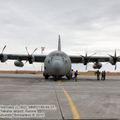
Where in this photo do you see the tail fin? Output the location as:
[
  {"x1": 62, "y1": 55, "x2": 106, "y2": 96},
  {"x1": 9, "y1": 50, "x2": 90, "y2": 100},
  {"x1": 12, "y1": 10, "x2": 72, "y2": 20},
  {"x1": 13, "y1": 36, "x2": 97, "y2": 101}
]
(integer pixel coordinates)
[{"x1": 58, "y1": 35, "x2": 61, "y2": 51}]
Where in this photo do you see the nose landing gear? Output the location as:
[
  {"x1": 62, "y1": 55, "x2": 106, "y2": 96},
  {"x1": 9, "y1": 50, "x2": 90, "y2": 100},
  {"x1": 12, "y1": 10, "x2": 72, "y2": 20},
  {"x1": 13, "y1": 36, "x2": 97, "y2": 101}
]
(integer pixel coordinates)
[{"x1": 66, "y1": 72, "x2": 72, "y2": 80}]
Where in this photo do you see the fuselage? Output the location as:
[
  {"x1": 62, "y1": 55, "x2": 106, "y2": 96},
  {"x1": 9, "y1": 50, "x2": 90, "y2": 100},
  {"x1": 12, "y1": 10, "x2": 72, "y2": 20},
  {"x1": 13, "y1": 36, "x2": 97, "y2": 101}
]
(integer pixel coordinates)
[{"x1": 43, "y1": 50, "x2": 72, "y2": 79}]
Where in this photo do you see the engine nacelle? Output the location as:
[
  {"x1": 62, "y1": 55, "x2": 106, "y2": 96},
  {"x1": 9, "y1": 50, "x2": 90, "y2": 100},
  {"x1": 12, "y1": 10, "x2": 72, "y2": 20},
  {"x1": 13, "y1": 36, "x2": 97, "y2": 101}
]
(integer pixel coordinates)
[
  {"x1": 14, "y1": 60, "x2": 24, "y2": 67},
  {"x1": 0, "y1": 54, "x2": 8, "y2": 62},
  {"x1": 82, "y1": 58, "x2": 88, "y2": 65},
  {"x1": 28, "y1": 55, "x2": 35, "y2": 64},
  {"x1": 93, "y1": 62, "x2": 102, "y2": 69},
  {"x1": 109, "y1": 57, "x2": 116, "y2": 65}
]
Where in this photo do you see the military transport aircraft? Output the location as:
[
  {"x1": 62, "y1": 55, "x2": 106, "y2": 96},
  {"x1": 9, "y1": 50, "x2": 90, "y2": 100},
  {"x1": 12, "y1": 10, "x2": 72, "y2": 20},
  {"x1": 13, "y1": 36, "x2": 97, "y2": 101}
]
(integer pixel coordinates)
[{"x1": 0, "y1": 35, "x2": 119, "y2": 79}]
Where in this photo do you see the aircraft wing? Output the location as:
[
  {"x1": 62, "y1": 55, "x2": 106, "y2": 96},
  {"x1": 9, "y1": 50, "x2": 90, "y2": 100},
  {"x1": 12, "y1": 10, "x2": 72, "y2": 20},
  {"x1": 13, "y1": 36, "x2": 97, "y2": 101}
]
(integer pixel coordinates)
[
  {"x1": 2, "y1": 54, "x2": 120, "y2": 64},
  {"x1": 4, "y1": 54, "x2": 46, "y2": 62},
  {"x1": 69, "y1": 55, "x2": 110, "y2": 63}
]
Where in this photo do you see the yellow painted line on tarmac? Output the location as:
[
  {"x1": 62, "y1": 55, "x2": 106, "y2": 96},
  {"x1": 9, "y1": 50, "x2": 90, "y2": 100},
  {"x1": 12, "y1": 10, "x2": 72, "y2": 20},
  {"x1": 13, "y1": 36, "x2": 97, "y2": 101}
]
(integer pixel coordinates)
[
  {"x1": 63, "y1": 87, "x2": 80, "y2": 119},
  {"x1": 57, "y1": 81, "x2": 80, "y2": 119}
]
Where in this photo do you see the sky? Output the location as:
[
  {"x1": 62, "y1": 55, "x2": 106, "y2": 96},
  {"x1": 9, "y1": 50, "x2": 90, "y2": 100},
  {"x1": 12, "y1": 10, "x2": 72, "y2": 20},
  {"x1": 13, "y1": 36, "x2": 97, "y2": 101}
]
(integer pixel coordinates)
[{"x1": 0, "y1": 0, "x2": 120, "y2": 71}]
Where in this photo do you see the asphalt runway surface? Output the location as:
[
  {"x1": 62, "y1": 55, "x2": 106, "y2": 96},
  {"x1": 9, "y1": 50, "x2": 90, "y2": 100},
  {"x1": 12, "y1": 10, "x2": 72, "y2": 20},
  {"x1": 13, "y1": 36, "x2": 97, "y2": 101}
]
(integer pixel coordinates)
[{"x1": 0, "y1": 74, "x2": 120, "y2": 120}]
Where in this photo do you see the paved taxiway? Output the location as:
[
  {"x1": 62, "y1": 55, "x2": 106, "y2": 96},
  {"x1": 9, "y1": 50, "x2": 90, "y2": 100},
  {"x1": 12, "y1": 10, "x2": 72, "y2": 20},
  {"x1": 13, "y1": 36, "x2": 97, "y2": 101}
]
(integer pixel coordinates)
[{"x1": 0, "y1": 74, "x2": 120, "y2": 120}]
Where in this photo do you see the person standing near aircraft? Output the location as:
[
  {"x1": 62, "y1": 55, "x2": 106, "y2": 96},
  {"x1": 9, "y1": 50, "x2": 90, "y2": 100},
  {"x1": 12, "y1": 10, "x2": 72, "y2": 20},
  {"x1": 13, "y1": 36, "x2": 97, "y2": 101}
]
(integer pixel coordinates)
[
  {"x1": 101, "y1": 71, "x2": 106, "y2": 80},
  {"x1": 101, "y1": 71, "x2": 104, "y2": 80},
  {"x1": 74, "y1": 70, "x2": 78, "y2": 82},
  {"x1": 95, "y1": 70, "x2": 101, "y2": 80},
  {"x1": 71, "y1": 69, "x2": 74, "y2": 79},
  {"x1": 104, "y1": 71, "x2": 106, "y2": 80},
  {"x1": 101, "y1": 71, "x2": 103, "y2": 80}
]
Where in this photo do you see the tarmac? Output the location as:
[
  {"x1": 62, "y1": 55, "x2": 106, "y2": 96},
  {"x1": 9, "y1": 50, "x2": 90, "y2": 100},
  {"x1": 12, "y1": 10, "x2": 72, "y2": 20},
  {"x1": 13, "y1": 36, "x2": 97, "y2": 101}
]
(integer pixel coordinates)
[{"x1": 0, "y1": 74, "x2": 120, "y2": 120}]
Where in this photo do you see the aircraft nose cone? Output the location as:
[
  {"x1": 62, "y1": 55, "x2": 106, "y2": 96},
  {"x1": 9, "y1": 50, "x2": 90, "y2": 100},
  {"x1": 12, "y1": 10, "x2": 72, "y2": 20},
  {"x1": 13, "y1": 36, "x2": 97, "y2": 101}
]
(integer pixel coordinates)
[{"x1": 52, "y1": 60, "x2": 63, "y2": 74}]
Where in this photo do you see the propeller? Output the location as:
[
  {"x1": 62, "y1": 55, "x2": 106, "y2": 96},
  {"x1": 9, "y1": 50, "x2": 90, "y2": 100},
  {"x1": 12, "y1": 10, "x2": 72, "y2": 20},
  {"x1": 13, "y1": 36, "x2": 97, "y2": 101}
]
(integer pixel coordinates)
[
  {"x1": 80, "y1": 50, "x2": 96, "y2": 70},
  {"x1": 25, "y1": 47, "x2": 38, "y2": 64},
  {"x1": 108, "y1": 49, "x2": 120, "y2": 70},
  {"x1": 1, "y1": 45, "x2": 6, "y2": 54},
  {"x1": 0, "y1": 45, "x2": 7, "y2": 62}
]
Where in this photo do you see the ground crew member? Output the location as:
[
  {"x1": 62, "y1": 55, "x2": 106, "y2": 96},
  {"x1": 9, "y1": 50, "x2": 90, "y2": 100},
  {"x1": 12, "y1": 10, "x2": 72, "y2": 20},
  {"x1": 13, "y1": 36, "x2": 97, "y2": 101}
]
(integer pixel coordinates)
[
  {"x1": 95, "y1": 70, "x2": 101, "y2": 80},
  {"x1": 101, "y1": 71, "x2": 106, "y2": 80},
  {"x1": 71, "y1": 69, "x2": 74, "y2": 80},
  {"x1": 101, "y1": 71, "x2": 104, "y2": 80},
  {"x1": 74, "y1": 70, "x2": 78, "y2": 82}
]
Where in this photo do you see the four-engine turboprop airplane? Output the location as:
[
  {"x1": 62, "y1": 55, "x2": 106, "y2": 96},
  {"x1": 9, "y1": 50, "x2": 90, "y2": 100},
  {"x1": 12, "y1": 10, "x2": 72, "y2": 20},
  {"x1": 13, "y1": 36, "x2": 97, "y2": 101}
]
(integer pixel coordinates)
[{"x1": 0, "y1": 35, "x2": 120, "y2": 79}]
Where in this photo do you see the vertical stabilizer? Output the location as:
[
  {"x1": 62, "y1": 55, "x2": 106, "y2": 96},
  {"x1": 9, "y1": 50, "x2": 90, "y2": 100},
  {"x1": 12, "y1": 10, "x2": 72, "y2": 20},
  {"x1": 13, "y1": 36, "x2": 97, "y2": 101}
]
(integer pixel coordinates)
[{"x1": 58, "y1": 35, "x2": 61, "y2": 51}]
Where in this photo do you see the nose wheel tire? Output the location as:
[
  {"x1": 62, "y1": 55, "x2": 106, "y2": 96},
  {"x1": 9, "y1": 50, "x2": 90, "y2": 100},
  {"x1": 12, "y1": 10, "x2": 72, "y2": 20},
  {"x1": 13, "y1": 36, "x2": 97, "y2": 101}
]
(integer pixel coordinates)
[
  {"x1": 66, "y1": 75, "x2": 72, "y2": 80},
  {"x1": 45, "y1": 75, "x2": 49, "y2": 79}
]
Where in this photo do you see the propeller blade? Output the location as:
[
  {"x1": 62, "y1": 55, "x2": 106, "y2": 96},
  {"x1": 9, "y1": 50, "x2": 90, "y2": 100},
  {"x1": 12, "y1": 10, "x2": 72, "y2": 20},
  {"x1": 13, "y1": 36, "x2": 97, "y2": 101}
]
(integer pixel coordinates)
[
  {"x1": 115, "y1": 64, "x2": 117, "y2": 70},
  {"x1": 108, "y1": 50, "x2": 117, "y2": 58},
  {"x1": 24, "y1": 60, "x2": 28, "y2": 65},
  {"x1": 85, "y1": 50, "x2": 87, "y2": 57},
  {"x1": 86, "y1": 64, "x2": 87, "y2": 70},
  {"x1": 25, "y1": 47, "x2": 30, "y2": 55},
  {"x1": 32, "y1": 48, "x2": 38, "y2": 55},
  {"x1": 108, "y1": 54, "x2": 114, "y2": 58},
  {"x1": 25, "y1": 47, "x2": 37, "y2": 64},
  {"x1": 89, "y1": 52, "x2": 96, "y2": 57},
  {"x1": 114, "y1": 49, "x2": 116, "y2": 58},
  {"x1": 80, "y1": 55, "x2": 84, "y2": 57},
  {"x1": 1, "y1": 45, "x2": 6, "y2": 54}
]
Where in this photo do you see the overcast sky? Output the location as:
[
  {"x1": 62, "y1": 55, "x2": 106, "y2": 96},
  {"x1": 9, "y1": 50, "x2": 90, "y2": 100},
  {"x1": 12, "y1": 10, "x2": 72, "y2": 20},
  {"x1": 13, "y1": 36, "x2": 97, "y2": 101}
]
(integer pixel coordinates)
[{"x1": 0, "y1": 0, "x2": 120, "y2": 71}]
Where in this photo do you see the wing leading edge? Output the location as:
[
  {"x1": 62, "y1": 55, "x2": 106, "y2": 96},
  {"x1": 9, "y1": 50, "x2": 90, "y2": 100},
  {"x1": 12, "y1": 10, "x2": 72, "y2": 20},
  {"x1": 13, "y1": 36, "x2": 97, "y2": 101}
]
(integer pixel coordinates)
[
  {"x1": 69, "y1": 55, "x2": 112, "y2": 63},
  {"x1": 1, "y1": 54, "x2": 120, "y2": 63},
  {"x1": 2, "y1": 54, "x2": 46, "y2": 62}
]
